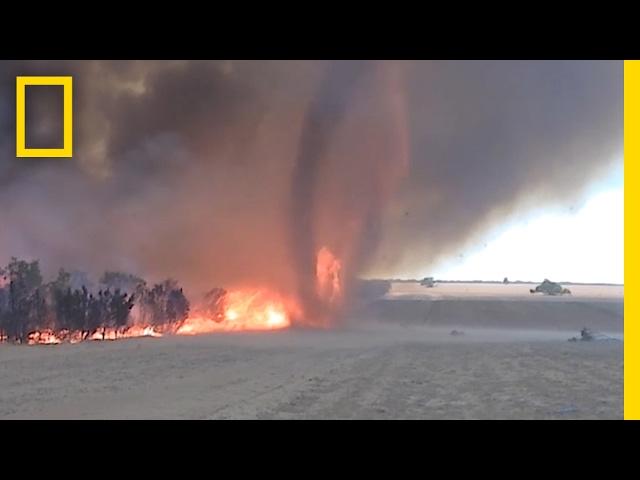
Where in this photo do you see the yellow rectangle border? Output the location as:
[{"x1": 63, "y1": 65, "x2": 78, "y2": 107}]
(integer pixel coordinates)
[{"x1": 16, "y1": 76, "x2": 73, "y2": 158}]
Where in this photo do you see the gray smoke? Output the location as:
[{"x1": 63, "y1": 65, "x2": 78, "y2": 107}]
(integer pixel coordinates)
[{"x1": 0, "y1": 60, "x2": 622, "y2": 307}]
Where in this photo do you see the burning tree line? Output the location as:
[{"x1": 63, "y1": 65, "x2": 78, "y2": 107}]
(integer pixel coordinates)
[{"x1": 0, "y1": 258, "x2": 189, "y2": 344}]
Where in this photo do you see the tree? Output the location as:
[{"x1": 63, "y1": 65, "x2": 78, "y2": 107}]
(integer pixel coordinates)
[
  {"x1": 134, "y1": 279, "x2": 190, "y2": 328},
  {"x1": 52, "y1": 269, "x2": 71, "y2": 291},
  {"x1": 109, "y1": 289, "x2": 135, "y2": 333},
  {"x1": 7, "y1": 258, "x2": 43, "y2": 292},
  {"x1": 0, "y1": 301, "x2": 6, "y2": 340},
  {"x1": 3, "y1": 258, "x2": 43, "y2": 342},
  {"x1": 166, "y1": 287, "x2": 189, "y2": 323},
  {"x1": 0, "y1": 268, "x2": 9, "y2": 340},
  {"x1": 28, "y1": 288, "x2": 48, "y2": 334},
  {"x1": 100, "y1": 271, "x2": 145, "y2": 293},
  {"x1": 87, "y1": 292, "x2": 104, "y2": 338}
]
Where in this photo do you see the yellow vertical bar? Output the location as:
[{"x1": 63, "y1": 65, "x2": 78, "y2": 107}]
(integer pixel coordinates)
[
  {"x1": 64, "y1": 77, "x2": 73, "y2": 157},
  {"x1": 625, "y1": 60, "x2": 639, "y2": 420},
  {"x1": 15, "y1": 77, "x2": 26, "y2": 157}
]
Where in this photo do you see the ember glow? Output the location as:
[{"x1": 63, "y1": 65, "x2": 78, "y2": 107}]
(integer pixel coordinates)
[
  {"x1": 27, "y1": 325, "x2": 164, "y2": 345},
  {"x1": 27, "y1": 330, "x2": 62, "y2": 345},
  {"x1": 86, "y1": 325, "x2": 164, "y2": 341}
]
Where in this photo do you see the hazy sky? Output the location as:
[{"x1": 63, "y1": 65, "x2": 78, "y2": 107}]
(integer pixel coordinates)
[{"x1": 429, "y1": 161, "x2": 624, "y2": 284}]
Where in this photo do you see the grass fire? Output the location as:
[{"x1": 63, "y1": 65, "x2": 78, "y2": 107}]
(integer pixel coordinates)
[{"x1": 0, "y1": 247, "x2": 343, "y2": 345}]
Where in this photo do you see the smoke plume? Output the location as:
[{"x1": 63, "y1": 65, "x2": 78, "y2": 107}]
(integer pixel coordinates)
[{"x1": 0, "y1": 60, "x2": 622, "y2": 319}]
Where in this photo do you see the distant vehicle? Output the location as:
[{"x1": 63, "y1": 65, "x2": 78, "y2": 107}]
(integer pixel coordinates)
[
  {"x1": 580, "y1": 327, "x2": 594, "y2": 341},
  {"x1": 568, "y1": 327, "x2": 616, "y2": 342},
  {"x1": 530, "y1": 279, "x2": 571, "y2": 296},
  {"x1": 420, "y1": 277, "x2": 435, "y2": 288}
]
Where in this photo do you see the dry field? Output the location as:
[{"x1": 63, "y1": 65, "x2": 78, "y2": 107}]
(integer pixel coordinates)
[{"x1": 0, "y1": 282, "x2": 623, "y2": 419}]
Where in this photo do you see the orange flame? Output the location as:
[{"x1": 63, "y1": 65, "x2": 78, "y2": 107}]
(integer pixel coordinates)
[
  {"x1": 26, "y1": 325, "x2": 163, "y2": 345},
  {"x1": 177, "y1": 288, "x2": 296, "y2": 334},
  {"x1": 16, "y1": 249, "x2": 345, "y2": 345},
  {"x1": 20, "y1": 287, "x2": 295, "y2": 345},
  {"x1": 27, "y1": 329, "x2": 62, "y2": 345},
  {"x1": 316, "y1": 246, "x2": 342, "y2": 304}
]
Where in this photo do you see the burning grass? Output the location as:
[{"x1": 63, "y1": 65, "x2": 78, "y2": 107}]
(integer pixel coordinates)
[
  {"x1": 1, "y1": 247, "x2": 343, "y2": 346},
  {"x1": 177, "y1": 288, "x2": 298, "y2": 335},
  {"x1": 15, "y1": 287, "x2": 298, "y2": 346}
]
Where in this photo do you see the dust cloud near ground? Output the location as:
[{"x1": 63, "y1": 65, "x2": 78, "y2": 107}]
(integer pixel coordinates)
[{"x1": 0, "y1": 283, "x2": 623, "y2": 419}]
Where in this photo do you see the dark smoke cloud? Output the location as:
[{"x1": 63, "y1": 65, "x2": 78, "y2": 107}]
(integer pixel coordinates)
[
  {"x1": 0, "y1": 60, "x2": 622, "y2": 305},
  {"x1": 0, "y1": 60, "x2": 325, "y2": 297}
]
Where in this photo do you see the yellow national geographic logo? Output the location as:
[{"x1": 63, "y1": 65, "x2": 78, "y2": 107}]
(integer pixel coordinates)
[{"x1": 16, "y1": 76, "x2": 73, "y2": 158}]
